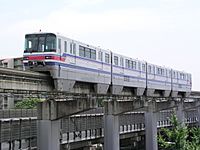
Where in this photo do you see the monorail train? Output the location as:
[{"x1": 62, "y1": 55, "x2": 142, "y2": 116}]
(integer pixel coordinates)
[{"x1": 23, "y1": 32, "x2": 192, "y2": 97}]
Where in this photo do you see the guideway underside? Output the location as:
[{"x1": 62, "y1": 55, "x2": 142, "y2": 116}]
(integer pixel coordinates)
[{"x1": 37, "y1": 94, "x2": 200, "y2": 150}]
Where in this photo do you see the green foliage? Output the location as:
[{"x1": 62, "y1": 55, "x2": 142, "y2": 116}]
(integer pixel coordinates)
[
  {"x1": 158, "y1": 114, "x2": 200, "y2": 150},
  {"x1": 15, "y1": 98, "x2": 42, "y2": 109},
  {"x1": 186, "y1": 127, "x2": 200, "y2": 150}
]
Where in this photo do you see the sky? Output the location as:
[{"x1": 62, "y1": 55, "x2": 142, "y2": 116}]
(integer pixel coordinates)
[{"x1": 0, "y1": 0, "x2": 200, "y2": 90}]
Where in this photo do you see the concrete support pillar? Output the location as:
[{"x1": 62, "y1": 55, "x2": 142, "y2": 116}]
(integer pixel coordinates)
[
  {"x1": 104, "y1": 114, "x2": 119, "y2": 150},
  {"x1": 197, "y1": 107, "x2": 200, "y2": 127},
  {"x1": 145, "y1": 102, "x2": 158, "y2": 150},
  {"x1": 176, "y1": 101, "x2": 185, "y2": 126},
  {"x1": 104, "y1": 100, "x2": 119, "y2": 150},
  {"x1": 37, "y1": 119, "x2": 61, "y2": 150}
]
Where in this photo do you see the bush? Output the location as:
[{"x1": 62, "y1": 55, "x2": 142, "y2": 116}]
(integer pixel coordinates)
[{"x1": 15, "y1": 98, "x2": 42, "y2": 109}]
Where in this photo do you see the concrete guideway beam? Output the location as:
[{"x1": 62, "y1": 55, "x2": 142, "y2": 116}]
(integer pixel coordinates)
[
  {"x1": 37, "y1": 98, "x2": 97, "y2": 120},
  {"x1": 37, "y1": 97, "x2": 97, "y2": 150},
  {"x1": 104, "y1": 99, "x2": 146, "y2": 115}
]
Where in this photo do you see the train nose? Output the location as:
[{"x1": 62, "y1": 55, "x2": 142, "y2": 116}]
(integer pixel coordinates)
[{"x1": 28, "y1": 61, "x2": 45, "y2": 66}]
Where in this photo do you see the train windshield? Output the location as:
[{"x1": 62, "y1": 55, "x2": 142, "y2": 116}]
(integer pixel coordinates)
[{"x1": 24, "y1": 33, "x2": 56, "y2": 53}]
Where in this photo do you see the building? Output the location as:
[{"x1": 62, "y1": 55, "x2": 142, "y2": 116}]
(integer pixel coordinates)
[
  {"x1": 0, "y1": 57, "x2": 24, "y2": 70},
  {"x1": 0, "y1": 57, "x2": 24, "y2": 109}
]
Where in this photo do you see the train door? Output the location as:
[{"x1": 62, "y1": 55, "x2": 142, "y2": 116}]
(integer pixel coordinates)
[
  {"x1": 120, "y1": 57, "x2": 124, "y2": 75},
  {"x1": 69, "y1": 42, "x2": 76, "y2": 64},
  {"x1": 98, "y1": 51, "x2": 103, "y2": 70}
]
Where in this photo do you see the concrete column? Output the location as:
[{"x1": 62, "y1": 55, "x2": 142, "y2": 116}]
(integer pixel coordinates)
[
  {"x1": 145, "y1": 103, "x2": 158, "y2": 150},
  {"x1": 37, "y1": 119, "x2": 61, "y2": 150},
  {"x1": 104, "y1": 114, "x2": 119, "y2": 150},
  {"x1": 197, "y1": 107, "x2": 200, "y2": 127},
  {"x1": 104, "y1": 100, "x2": 119, "y2": 150},
  {"x1": 176, "y1": 101, "x2": 185, "y2": 126},
  {"x1": 8, "y1": 97, "x2": 14, "y2": 109}
]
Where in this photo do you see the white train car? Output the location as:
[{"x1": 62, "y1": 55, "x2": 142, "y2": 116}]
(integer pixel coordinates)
[
  {"x1": 23, "y1": 32, "x2": 192, "y2": 97},
  {"x1": 111, "y1": 52, "x2": 146, "y2": 95},
  {"x1": 171, "y1": 70, "x2": 192, "y2": 97},
  {"x1": 146, "y1": 63, "x2": 171, "y2": 97}
]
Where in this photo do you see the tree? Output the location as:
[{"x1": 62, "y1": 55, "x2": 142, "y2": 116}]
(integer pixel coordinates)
[
  {"x1": 158, "y1": 114, "x2": 200, "y2": 150},
  {"x1": 186, "y1": 127, "x2": 200, "y2": 150},
  {"x1": 158, "y1": 114, "x2": 188, "y2": 150},
  {"x1": 15, "y1": 98, "x2": 42, "y2": 109}
]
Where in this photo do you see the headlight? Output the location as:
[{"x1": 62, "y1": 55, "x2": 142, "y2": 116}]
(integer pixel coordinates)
[
  {"x1": 45, "y1": 56, "x2": 52, "y2": 59},
  {"x1": 23, "y1": 57, "x2": 29, "y2": 60}
]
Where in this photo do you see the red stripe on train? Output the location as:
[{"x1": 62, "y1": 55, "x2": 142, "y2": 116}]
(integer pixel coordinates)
[{"x1": 25, "y1": 55, "x2": 65, "y2": 61}]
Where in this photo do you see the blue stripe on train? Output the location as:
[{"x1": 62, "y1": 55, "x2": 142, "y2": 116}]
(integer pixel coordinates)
[{"x1": 24, "y1": 62, "x2": 190, "y2": 87}]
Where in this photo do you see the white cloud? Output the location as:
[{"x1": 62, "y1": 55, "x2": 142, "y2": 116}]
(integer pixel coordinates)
[
  {"x1": 64, "y1": 0, "x2": 106, "y2": 8},
  {"x1": 3, "y1": 6, "x2": 160, "y2": 42},
  {"x1": 41, "y1": 8, "x2": 160, "y2": 35}
]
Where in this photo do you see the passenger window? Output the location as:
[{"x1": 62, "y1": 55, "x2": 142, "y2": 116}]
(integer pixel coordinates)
[
  {"x1": 70, "y1": 43, "x2": 73, "y2": 54},
  {"x1": 161, "y1": 69, "x2": 164, "y2": 76},
  {"x1": 85, "y1": 48, "x2": 90, "y2": 58},
  {"x1": 79, "y1": 46, "x2": 85, "y2": 57},
  {"x1": 114, "y1": 56, "x2": 118, "y2": 66},
  {"x1": 105, "y1": 53, "x2": 110, "y2": 63},
  {"x1": 73, "y1": 43, "x2": 76, "y2": 55},
  {"x1": 64, "y1": 41, "x2": 67, "y2": 53},
  {"x1": 98, "y1": 51, "x2": 103, "y2": 61},
  {"x1": 142, "y1": 64, "x2": 146, "y2": 72},
  {"x1": 177, "y1": 72, "x2": 180, "y2": 79},
  {"x1": 125, "y1": 59, "x2": 129, "y2": 68},
  {"x1": 152, "y1": 66, "x2": 155, "y2": 74},
  {"x1": 58, "y1": 39, "x2": 61, "y2": 50},
  {"x1": 120, "y1": 57, "x2": 124, "y2": 67},
  {"x1": 138, "y1": 62, "x2": 141, "y2": 71},
  {"x1": 133, "y1": 61, "x2": 136, "y2": 69},
  {"x1": 148, "y1": 65, "x2": 152, "y2": 74},
  {"x1": 91, "y1": 49, "x2": 96, "y2": 60}
]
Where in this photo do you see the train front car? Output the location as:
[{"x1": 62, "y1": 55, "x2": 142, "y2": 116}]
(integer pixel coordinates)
[{"x1": 23, "y1": 32, "x2": 63, "y2": 75}]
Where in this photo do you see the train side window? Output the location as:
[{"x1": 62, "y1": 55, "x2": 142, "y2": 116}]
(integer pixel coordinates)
[
  {"x1": 142, "y1": 64, "x2": 146, "y2": 72},
  {"x1": 114, "y1": 56, "x2": 118, "y2": 66},
  {"x1": 130, "y1": 61, "x2": 133, "y2": 69},
  {"x1": 173, "y1": 71, "x2": 175, "y2": 78},
  {"x1": 79, "y1": 46, "x2": 85, "y2": 57},
  {"x1": 64, "y1": 41, "x2": 67, "y2": 53},
  {"x1": 120, "y1": 57, "x2": 124, "y2": 67},
  {"x1": 58, "y1": 39, "x2": 61, "y2": 50},
  {"x1": 157, "y1": 67, "x2": 161, "y2": 75},
  {"x1": 125, "y1": 59, "x2": 130, "y2": 68},
  {"x1": 91, "y1": 49, "x2": 96, "y2": 60},
  {"x1": 125, "y1": 59, "x2": 128, "y2": 68},
  {"x1": 73, "y1": 43, "x2": 76, "y2": 55},
  {"x1": 70, "y1": 43, "x2": 73, "y2": 54},
  {"x1": 169, "y1": 70, "x2": 171, "y2": 77},
  {"x1": 177, "y1": 72, "x2": 180, "y2": 79},
  {"x1": 152, "y1": 66, "x2": 155, "y2": 74},
  {"x1": 148, "y1": 65, "x2": 152, "y2": 74},
  {"x1": 161, "y1": 69, "x2": 164, "y2": 76},
  {"x1": 98, "y1": 51, "x2": 103, "y2": 61},
  {"x1": 138, "y1": 62, "x2": 141, "y2": 71},
  {"x1": 166, "y1": 69, "x2": 168, "y2": 77},
  {"x1": 133, "y1": 61, "x2": 136, "y2": 69},
  {"x1": 105, "y1": 53, "x2": 110, "y2": 63},
  {"x1": 85, "y1": 48, "x2": 90, "y2": 58}
]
